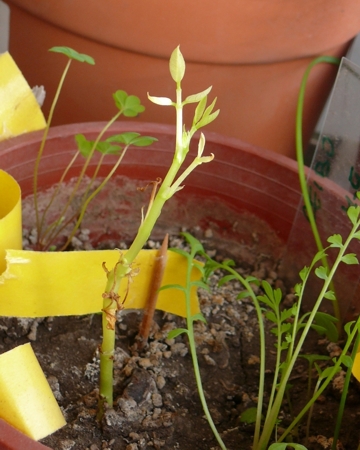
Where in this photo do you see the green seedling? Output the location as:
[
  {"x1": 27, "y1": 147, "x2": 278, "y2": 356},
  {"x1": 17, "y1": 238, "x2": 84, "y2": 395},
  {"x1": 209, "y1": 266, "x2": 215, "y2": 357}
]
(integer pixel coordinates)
[
  {"x1": 295, "y1": 55, "x2": 341, "y2": 326},
  {"x1": 170, "y1": 197, "x2": 360, "y2": 449},
  {"x1": 33, "y1": 46, "x2": 156, "y2": 251},
  {"x1": 331, "y1": 330, "x2": 360, "y2": 450},
  {"x1": 98, "y1": 46, "x2": 219, "y2": 412}
]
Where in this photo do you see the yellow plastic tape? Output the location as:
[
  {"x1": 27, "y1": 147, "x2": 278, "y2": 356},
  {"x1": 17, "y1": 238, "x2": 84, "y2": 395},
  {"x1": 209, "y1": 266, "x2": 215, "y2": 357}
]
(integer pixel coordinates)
[
  {"x1": 0, "y1": 343, "x2": 66, "y2": 440},
  {"x1": 0, "y1": 52, "x2": 46, "y2": 140},
  {"x1": 0, "y1": 170, "x2": 22, "y2": 275},
  {"x1": 352, "y1": 349, "x2": 360, "y2": 382},
  {"x1": 0, "y1": 247, "x2": 200, "y2": 318}
]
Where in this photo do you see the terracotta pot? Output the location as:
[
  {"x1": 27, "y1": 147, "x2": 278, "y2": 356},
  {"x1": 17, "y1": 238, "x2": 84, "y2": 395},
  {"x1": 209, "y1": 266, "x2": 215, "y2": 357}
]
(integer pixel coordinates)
[
  {"x1": 0, "y1": 419, "x2": 51, "y2": 450},
  {"x1": 5, "y1": 1, "x2": 360, "y2": 157},
  {"x1": 1, "y1": 121, "x2": 359, "y2": 315}
]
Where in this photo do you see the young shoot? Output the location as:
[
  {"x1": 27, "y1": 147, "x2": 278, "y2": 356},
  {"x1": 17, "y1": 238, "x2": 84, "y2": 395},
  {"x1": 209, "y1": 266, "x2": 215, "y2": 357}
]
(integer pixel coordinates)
[
  {"x1": 171, "y1": 197, "x2": 360, "y2": 450},
  {"x1": 34, "y1": 46, "x2": 156, "y2": 251},
  {"x1": 98, "y1": 46, "x2": 219, "y2": 413}
]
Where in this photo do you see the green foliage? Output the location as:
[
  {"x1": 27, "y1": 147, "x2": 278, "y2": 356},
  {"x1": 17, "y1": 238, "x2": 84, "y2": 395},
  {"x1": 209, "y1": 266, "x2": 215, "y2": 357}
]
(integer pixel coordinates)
[
  {"x1": 268, "y1": 444, "x2": 308, "y2": 450},
  {"x1": 177, "y1": 191, "x2": 360, "y2": 449},
  {"x1": 34, "y1": 47, "x2": 155, "y2": 251},
  {"x1": 99, "y1": 48, "x2": 220, "y2": 431},
  {"x1": 49, "y1": 46, "x2": 95, "y2": 65},
  {"x1": 169, "y1": 45, "x2": 185, "y2": 83},
  {"x1": 239, "y1": 407, "x2": 259, "y2": 424},
  {"x1": 112, "y1": 90, "x2": 145, "y2": 117},
  {"x1": 75, "y1": 132, "x2": 157, "y2": 157}
]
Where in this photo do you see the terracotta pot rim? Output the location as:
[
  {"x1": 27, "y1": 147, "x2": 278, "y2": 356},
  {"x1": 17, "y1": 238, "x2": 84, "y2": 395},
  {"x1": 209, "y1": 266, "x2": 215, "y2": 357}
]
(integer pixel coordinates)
[{"x1": 0, "y1": 120, "x2": 300, "y2": 171}]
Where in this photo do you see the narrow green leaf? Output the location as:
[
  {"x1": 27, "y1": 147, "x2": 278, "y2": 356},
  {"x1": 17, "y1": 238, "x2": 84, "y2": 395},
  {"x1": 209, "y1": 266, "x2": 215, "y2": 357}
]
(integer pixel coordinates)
[
  {"x1": 181, "y1": 232, "x2": 206, "y2": 256},
  {"x1": 158, "y1": 283, "x2": 186, "y2": 293},
  {"x1": 197, "y1": 107, "x2": 220, "y2": 129},
  {"x1": 95, "y1": 142, "x2": 121, "y2": 155},
  {"x1": 167, "y1": 328, "x2": 188, "y2": 339},
  {"x1": 323, "y1": 290, "x2": 336, "y2": 300},
  {"x1": 239, "y1": 407, "x2": 258, "y2": 424},
  {"x1": 353, "y1": 231, "x2": 360, "y2": 240},
  {"x1": 245, "y1": 276, "x2": 259, "y2": 284},
  {"x1": 265, "y1": 310, "x2": 277, "y2": 323},
  {"x1": 191, "y1": 313, "x2": 207, "y2": 324},
  {"x1": 342, "y1": 354, "x2": 354, "y2": 368},
  {"x1": 222, "y1": 259, "x2": 236, "y2": 268},
  {"x1": 294, "y1": 283, "x2": 302, "y2": 296},
  {"x1": 327, "y1": 234, "x2": 343, "y2": 248},
  {"x1": 319, "y1": 365, "x2": 340, "y2": 380},
  {"x1": 107, "y1": 132, "x2": 140, "y2": 144},
  {"x1": 113, "y1": 91, "x2": 145, "y2": 116},
  {"x1": 49, "y1": 46, "x2": 95, "y2": 65},
  {"x1": 257, "y1": 295, "x2": 274, "y2": 309},
  {"x1": 344, "y1": 321, "x2": 355, "y2": 337},
  {"x1": 299, "y1": 354, "x2": 331, "y2": 365},
  {"x1": 130, "y1": 136, "x2": 158, "y2": 147},
  {"x1": 314, "y1": 312, "x2": 339, "y2": 342},
  {"x1": 280, "y1": 323, "x2": 292, "y2": 334},
  {"x1": 315, "y1": 266, "x2": 328, "y2": 280},
  {"x1": 237, "y1": 290, "x2": 251, "y2": 301},
  {"x1": 193, "y1": 95, "x2": 207, "y2": 126},
  {"x1": 169, "y1": 46, "x2": 185, "y2": 82},
  {"x1": 190, "y1": 280, "x2": 209, "y2": 291},
  {"x1": 147, "y1": 94, "x2": 174, "y2": 106},
  {"x1": 299, "y1": 266, "x2": 309, "y2": 281},
  {"x1": 218, "y1": 274, "x2": 237, "y2": 286},
  {"x1": 169, "y1": 248, "x2": 190, "y2": 259},
  {"x1": 268, "y1": 443, "x2": 308, "y2": 450},
  {"x1": 280, "y1": 308, "x2": 295, "y2": 322},
  {"x1": 184, "y1": 86, "x2": 212, "y2": 104},
  {"x1": 312, "y1": 249, "x2": 327, "y2": 265},
  {"x1": 75, "y1": 134, "x2": 93, "y2": 157},
  {"x1": 341, "y1": 253, "x2": 359, "y2": 265},
  {"x1": 347, "y1": 205, "x2": 360, "y2": 225}
]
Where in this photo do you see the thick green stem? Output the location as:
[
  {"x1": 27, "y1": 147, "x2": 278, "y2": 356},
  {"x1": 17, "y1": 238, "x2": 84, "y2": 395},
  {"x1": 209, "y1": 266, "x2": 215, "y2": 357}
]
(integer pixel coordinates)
[{"x1": 98, "y1": 53, "x2": 217, "y2": 408}]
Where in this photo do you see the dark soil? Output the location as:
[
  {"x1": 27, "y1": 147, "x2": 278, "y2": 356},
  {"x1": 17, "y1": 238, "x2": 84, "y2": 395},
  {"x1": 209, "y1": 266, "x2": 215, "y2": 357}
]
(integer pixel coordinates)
[{"x1": 1, "y1": 176, "x2": 360, "y2": 450}]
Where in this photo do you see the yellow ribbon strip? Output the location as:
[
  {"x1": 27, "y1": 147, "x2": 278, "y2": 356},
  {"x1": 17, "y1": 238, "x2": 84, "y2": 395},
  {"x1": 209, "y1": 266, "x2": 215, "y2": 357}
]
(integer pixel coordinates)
[
  {"x1": 0, "y1": 168, "x2": 199, "y2": 318},
  {"x1": 0, "y1": 170, "x2": 22, "y2": 274},
  {"x1": 0, "y1": 52, "x2": 46, "y2": 140},
  {"x1": 0, "y1": 343, "x2": 66, "y2": 440},
  {"x1": 0, "y1": 247, "x2": 200, "y2": 318}
]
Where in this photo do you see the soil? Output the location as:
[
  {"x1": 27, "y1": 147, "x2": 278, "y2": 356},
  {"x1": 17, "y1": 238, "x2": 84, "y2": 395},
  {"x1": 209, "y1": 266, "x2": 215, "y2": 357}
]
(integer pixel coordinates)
[{"x1": 1, "y1": 176, "x2": 360, "y2": 450}]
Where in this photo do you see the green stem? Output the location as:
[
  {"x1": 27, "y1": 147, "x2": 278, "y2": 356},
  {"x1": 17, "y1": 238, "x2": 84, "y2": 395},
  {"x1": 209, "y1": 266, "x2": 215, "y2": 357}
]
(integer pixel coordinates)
[
  {"x1": 99, "y1": 62, "x2": 217, "y2": 408},
  {"x1": 34, "y1": 59, "x2": 72, "y2": 239},
  {"x1": 279, "y1": 316, "x2": 360, "y2": 443},
  {"x1": 185, "y1": 259, "x2": 227, "y2": 450},
  {"x1": 257, "y1": 215, "x2": 359, "y2": 449},
  {"x1": 332, "y1": 329, "x2": 360, "y2": 449},
  {"x1": 213, "y1": 264, "x2": 266, "y2": 447},
  {"x1": 296, "y1": 55, "x2": 341, "y2": 324},
  {"x1": 38, "y1": 150, "x2": 80, "y2": 247},
  {"x1": 41, "y1": 109, "x2": 123, "y2": 250}
]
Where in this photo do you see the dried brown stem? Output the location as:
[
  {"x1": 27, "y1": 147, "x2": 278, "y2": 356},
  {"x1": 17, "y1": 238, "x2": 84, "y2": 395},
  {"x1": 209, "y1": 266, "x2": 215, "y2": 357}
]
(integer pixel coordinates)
[{"x1": 137, "y1": 233, "x2": 168, "y2": 349}]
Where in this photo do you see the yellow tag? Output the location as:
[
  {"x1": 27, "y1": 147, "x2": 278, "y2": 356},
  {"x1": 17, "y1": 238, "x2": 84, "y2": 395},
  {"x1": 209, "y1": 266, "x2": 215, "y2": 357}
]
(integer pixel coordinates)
[
  {"x1": 0, "y1": 52, "x2": 46, "y2": 140},
  {"x1": 0, "y1": 343, "x2": 66, "y2": 440},
  {"x1": 352, "y1": 348, "x2": 360, "y2": 382},
  {"x1": 0, "y1": 248, "x2": 201, "y2": 318},
  {"x1": 0, "y1": 170, "x2": 22, "y2": 274}
]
